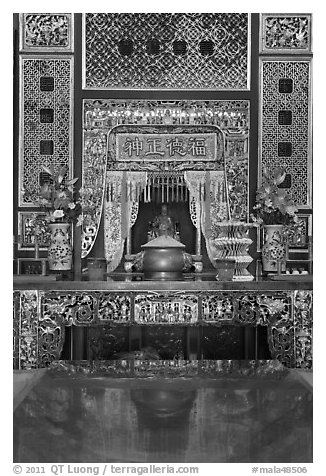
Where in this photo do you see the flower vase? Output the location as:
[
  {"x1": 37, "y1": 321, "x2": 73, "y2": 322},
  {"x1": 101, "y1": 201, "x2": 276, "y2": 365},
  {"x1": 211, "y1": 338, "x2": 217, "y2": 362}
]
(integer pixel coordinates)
[
  {"x1": 261, "y1": 224, "x2": 286, "y2": 273},
  {"x1": 48, "y1": 223, "x2": 72, "y2": 271}
]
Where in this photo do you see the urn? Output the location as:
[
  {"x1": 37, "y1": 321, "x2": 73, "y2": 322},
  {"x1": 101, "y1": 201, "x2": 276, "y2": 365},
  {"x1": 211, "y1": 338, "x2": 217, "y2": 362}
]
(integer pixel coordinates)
[{"x1": 141, "y1": 235, "x2": 186, "y2": 280}]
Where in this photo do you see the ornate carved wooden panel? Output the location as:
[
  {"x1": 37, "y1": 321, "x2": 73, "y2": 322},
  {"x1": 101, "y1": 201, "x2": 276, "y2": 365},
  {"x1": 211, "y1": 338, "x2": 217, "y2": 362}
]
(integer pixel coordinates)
[
  {"x1": 17, "y1": 212, "x2": 50, "y2": 250},
  {"x1": 13, "y1": 289, "x2": 312, "y2": 369},
  {"x1": 259, "y1": 59, "x2": 312, "y2": 207},
  {"x1": 83, "y1": 13, "x2": 250, "y2": 90},
  {"x1": 19, "y1": 56, "x2": 73, "y2": 206},
  {"x1": 260, "y1": 14, "x2": 312, "y2": 54},
  {"x1": 19, "y1": 13, "x2": 74, "y2": 52}
]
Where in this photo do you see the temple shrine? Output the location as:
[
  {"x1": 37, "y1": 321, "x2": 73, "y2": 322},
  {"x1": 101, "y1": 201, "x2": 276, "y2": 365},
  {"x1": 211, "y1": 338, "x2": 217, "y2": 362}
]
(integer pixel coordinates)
[{"x1": 12, "y1": 13, "x2": 313, "y2": 464}]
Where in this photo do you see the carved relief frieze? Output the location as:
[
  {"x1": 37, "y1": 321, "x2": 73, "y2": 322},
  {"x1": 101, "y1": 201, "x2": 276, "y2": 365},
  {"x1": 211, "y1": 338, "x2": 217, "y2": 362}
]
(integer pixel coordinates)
[
  {"x1": 20, "y1": 14, "x2": 74, "y2": 52},
  {"x1": 135, "y1": 293, "x2": 198, "y2": 324},
  {"x1": 42, "y1": 293, "x2": 97, "y2": 326},
  {"x1": 202, "y1": 291, "x2": 295, "y2": 367},
  {"x1": 97, "y1": 293, "x2": 131, "y2": 322},
  {"x1": 260, "y1": 14, "x2": 312, "y2": 54},
  {"x1": 14, "y1": 289, "x2": 310, "y2": 369},
  {"x1": 202, "y1": 293, "x2": 234, "y2": 323},
  {"x1": 41, "y1": 292, "x2": 132, "y2": 326}
]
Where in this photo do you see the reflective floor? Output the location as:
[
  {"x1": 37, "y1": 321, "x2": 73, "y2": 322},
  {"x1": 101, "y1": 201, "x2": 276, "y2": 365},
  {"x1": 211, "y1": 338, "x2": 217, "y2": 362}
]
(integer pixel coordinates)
[{"x1": 13, "y1": 362, "x2": 312, "y2": 463}]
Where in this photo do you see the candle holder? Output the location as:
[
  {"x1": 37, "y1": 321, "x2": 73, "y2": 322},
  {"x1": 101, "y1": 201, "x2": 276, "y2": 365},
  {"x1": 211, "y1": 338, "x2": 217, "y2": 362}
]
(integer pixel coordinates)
[{"x1": 87, "y1": 257, "x2": 107, "y2": 281}]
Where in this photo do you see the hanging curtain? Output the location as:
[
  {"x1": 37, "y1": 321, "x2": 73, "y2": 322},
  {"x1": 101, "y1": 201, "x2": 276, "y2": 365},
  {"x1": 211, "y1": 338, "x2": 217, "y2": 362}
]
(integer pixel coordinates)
[
  {"x1": 184, "y1": 171, "x2": 205, "y2": 231},
  {"x1": 104, "y1": 171, "x2": 147, "y2": 273},
  {"x1": 184, "y1": 170, "x2": 228, "y2": 267},
  {"x1": 204, "y1": 170, "x2": 229, "y2": 265}
]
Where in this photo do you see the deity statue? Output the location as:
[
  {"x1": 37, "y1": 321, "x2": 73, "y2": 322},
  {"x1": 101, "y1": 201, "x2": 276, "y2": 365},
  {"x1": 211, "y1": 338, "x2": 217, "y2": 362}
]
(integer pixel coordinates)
[{"x1": 147, "y1": 204, "x2": 180, "y2": 241}]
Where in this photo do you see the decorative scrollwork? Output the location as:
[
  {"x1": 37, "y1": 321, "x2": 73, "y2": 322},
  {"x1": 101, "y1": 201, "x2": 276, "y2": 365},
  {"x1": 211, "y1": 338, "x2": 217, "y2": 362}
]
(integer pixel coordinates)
[
  {"x1": 38, "y1": 315, "x2": 65, "y2": 366},
  {"x1": 84, "y1": 13, "x2": 249, "y2": 90},
  {"x1": 260, "y1": 293, "x2": 294, "y2": 367},
  {"x1": 42, "y1": 292, "x2": 97, "y2": 326},
  {"x1": 235, "y1": 294, "x2": 259, "y2": 325},
  {"x1": 81, "y1": 131, "x2": 108, "y2": 258}
]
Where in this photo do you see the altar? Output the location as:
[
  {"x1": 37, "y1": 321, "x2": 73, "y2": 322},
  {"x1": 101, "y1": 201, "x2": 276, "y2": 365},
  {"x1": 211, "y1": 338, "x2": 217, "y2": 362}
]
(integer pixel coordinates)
[
  {"x1": 12, "y1": 13, "x2": 315, "y2": 467},
  {"x1": 13, "y1": 14, "x2": 313, "y2": 372}
]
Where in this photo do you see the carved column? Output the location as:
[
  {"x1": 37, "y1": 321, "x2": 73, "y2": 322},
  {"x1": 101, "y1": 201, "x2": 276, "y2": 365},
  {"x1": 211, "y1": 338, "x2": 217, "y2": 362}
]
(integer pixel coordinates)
[
  {"x1": 259, "y1": 293, "x2": 295, "y2": 367},
  {"x1": 13, "y1": 292, "x2": 20, "y2": 369},
  {"x1": 294, "y1": 290, "x2": 313, "y2": 369},
  {"x1": 17, "y1": 291, "x2": 39, "y2": 369}
]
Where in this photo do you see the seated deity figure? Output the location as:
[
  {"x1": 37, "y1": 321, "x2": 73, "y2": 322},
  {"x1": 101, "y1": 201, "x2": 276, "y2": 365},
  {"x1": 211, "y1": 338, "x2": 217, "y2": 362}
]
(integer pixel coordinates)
[{"x1": 147, "y1": 204, "x2": 180, "y2": 241}]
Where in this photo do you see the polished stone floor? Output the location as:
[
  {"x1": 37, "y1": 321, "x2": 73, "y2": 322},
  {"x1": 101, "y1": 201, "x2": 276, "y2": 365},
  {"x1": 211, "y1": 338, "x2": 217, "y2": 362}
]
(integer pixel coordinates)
[{"x1": 13, "y1": 361, "x2": 312, "y2": 463}]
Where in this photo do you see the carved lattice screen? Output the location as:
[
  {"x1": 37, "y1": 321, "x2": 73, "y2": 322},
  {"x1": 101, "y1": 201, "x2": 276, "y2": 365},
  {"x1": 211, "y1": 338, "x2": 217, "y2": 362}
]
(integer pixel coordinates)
[
  {"x1": 19, "y1": 56, "x2": 73, "y2": 206},
  {"x1": 260, "y1": 59, "x2": 312, "y2": 207},
  {"x1": 83, "y1": 13, "x2": 250, "y2": 89}
]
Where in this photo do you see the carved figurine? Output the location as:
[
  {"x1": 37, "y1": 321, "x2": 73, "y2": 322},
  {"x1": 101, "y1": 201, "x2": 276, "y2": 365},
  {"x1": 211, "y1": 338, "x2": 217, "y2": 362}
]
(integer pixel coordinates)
[{"x1": 147, "y1": 204, "x2": 179, "y2": 241}]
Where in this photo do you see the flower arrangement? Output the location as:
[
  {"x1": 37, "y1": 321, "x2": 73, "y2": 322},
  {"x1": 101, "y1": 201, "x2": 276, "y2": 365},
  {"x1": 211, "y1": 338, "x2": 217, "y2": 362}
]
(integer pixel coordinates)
[
  {"x1": 251, "y1": 167, "x2": 298, "y2": 226},
  {"x1": 37, "y1": 165, "x2": 81, "y2": 223}
]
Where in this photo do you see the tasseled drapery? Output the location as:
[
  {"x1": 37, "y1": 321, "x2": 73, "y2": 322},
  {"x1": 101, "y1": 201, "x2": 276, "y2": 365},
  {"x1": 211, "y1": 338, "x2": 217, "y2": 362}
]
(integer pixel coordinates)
[
  {"x1": 184, "y1": 170, "x2": 228, "y2": 267},
  {"x1": 141, "y1": 173, "x2": 189, "y2": 203}
]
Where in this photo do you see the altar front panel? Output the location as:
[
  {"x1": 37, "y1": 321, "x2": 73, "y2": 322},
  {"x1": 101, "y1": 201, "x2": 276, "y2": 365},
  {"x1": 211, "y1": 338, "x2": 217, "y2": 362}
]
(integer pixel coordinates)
[{"x1": 13, "y1": 286, "x2": 312, "y2": 370}]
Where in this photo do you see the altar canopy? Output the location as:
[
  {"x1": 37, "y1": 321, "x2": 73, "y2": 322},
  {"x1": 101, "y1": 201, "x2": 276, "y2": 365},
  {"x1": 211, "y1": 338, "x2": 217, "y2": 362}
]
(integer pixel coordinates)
[{"x1": 81, "y1": 124, "x2": 229, "y2": 271}]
